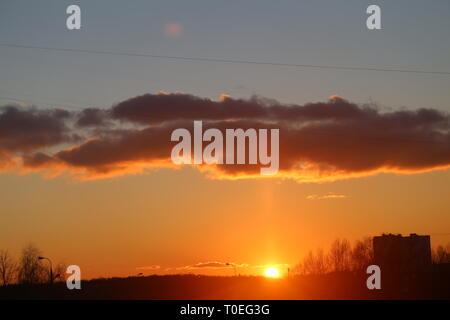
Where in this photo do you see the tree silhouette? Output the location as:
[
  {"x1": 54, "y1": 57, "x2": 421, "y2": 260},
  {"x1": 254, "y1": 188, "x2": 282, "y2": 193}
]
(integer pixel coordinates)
[
  {"x1": 0, "y1": 250, "x2": 16, "y2": 286},
  {"x1": 350, "y1": 237, "x2": 373, "y2": 271},
  {"x1": 17, "y1": 244, "x2": 46, "y2": 284},
  {"x1": 294, "y1": 237, "x2": 374, "y2": 275},
  {"x1": 432, "y1": 243, "x2": 450, "y2": 264},
  {"x1": 54, "y1": 262, "x2": 67, "y2": 282},
  {"x1": 294, "y1": 248, "x2": 330, "y2": 275},
  {"x1": 328, "y1": 238, "x2": 351, "y2": 272}
]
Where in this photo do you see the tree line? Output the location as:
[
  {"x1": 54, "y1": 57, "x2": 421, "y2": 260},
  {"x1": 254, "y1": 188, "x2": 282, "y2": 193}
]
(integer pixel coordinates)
[
  {"x1": 0, "y1": 244, "x2": 66, "y2": 286},
  {"x1": 293, "y1": 237, "x2": 450, "y2": 275},
  {"x1": 1, "y1": 239, "x2": 450, "y2": 285}
]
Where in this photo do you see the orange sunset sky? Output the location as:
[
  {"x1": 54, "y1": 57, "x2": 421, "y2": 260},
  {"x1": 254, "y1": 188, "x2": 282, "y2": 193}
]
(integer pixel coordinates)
[
  {"x1": 1, "y1": 130, "x2": 449, "y2": 279},
  {"x1": 1, "y1": 0, "x2": 450, "y2": 279}
]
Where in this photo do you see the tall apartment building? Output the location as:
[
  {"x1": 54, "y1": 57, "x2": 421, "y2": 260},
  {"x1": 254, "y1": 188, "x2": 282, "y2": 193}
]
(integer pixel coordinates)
[{"x1": 373, "y1": 233, "x2": 432, "y2": 274}]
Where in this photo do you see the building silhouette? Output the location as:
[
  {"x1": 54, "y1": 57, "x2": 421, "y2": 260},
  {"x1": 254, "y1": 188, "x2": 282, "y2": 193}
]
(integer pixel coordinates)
[
  {"x1": 373, "y1": 233, "x2": 432, "y2": 273},
  {"x1": 373, "y1": 233, "x2": 432, "y2": 296}
]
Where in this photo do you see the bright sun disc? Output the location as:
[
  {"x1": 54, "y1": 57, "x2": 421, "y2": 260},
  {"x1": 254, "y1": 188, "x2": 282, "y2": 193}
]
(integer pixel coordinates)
[{"x1": 264, "y1": 267, "x2": 280, "y2": 278}]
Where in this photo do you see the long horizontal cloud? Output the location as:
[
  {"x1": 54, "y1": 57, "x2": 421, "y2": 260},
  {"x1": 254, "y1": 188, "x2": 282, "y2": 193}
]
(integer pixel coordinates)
[
  {"x1": 173, "y1": 261, "x2": 249, "y2": 271},
  {"x1": 110, "y1": 92, "x2": 367, "y2": 124},
  {"x1": 168, "y1": 262, "x2": 287, "y2": 273},
  {"x1": 306, "y1": 193, "x2": 347, "y2": 200},
  {"x1": 1, "y1": 93, "x2": 449, "y2": 181},
  {"x1": 136, "y1": 265, "x2": 161, "y2": 270}
]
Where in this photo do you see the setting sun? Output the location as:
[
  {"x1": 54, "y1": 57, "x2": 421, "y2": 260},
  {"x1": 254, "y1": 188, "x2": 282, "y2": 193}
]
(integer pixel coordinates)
[{"x1": 264, "y1": 267, "x2": 280, "y2": 278}]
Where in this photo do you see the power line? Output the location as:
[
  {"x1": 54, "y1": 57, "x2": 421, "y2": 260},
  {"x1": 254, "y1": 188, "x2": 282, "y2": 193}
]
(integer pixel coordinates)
[{"x1": 2, "y1": 43, "x2": 450, "y2": 75}]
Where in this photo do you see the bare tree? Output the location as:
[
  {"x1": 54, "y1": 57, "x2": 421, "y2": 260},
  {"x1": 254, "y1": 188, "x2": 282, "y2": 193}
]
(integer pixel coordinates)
[
  {"x1": 328, "y1": 238, "x2": 351, "y2": 272},
  {"x1": 297, "y1": 251, "x2": 315, "y2": 275},
  {"x1": 432, "y1": 243, "x2": 450, "y2": 264},
  {"x1": 17, "y1": 244, "x2": 46, "y2": 284},
  {"x1": 294, "y1": 248, "x2": 330, "y2": 275},
  {"x1": 0, "y1": 250, "x2": 16, "y2": 286},
  {"x1": 350, "y1": 237, "x2": 374, "y2": 271},
  {"x1": 312, "y1": 248, "x2": 329, "y2": 275},
  {"x1": 54, "y1": 262, "x2": 67, "y2": 282}
]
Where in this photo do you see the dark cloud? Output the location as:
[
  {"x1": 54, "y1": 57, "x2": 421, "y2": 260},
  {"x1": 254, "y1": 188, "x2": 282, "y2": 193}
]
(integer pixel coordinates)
[
  {"x1": 0, "y1": 105, "x2": 76, "y2": 171},
  {"x1": 111, "y1": 92, "x2": 266, "y2": 124},
  {"x1": 1, "y1": 93, "x2": 449, "y2": 181},
  {"x1": 75, "y1": 108, "x2": 110, "y2": 127},
  {"x1": 110, "y1": 92, "x2": 367, "y2": 124},
  {"x1": 0, "y1": 105, "x2": 71, "y2": 152}
]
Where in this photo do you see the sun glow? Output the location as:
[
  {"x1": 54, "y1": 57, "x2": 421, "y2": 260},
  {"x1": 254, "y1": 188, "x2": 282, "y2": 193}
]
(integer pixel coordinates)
[{"x1": 264, "y1": 267, "x2": 280, "y2": 278}]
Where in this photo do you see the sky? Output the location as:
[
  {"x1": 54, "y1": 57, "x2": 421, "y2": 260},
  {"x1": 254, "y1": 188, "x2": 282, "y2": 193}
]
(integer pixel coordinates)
[{"x1": 0, "y1": 0, "x2": 449, "y2": 279}]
